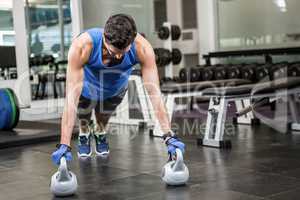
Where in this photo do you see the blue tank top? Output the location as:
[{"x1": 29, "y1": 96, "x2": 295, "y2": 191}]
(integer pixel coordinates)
[{"x1": 81, "y1": 28, "x2": 139, "y2": 100}]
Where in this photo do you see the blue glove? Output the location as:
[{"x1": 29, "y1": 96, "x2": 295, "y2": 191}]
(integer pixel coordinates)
[
  {"x1": 166, "y1": 137, "x2": 185, "y2": 159},
  {"x1": 51, "y1": 144, "x2": 72, "y2": 166}
]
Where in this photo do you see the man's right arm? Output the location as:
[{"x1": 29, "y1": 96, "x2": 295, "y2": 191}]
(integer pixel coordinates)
[{"x1": 60, "y1": 33, "x2": 92, "y2": 146}]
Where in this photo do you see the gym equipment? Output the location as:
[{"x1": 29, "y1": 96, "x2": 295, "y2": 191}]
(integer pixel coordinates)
[
  {"x1": 158, "y1": 26, "x2": 170, "y2": 40},
  {"x1": 109, "y1": 72, "x2": 155, "y2": 130},
  {"x1": 255, "y1": 64, "x2": 271, "y2": 81},
  {"x1": 158, "y1": 22, "x2": 179, "y2": 80},
  {"x1": 172, "y1": 48, "x2": 182, "y2": 65},
  {"x1": 171, "y1": 25, "x2": 181, "y2": 40},
  {"x1": 50, "y1": 157, "x2": 78, "y2": 197},
  {"x1": 235, "y1": 98, "x2": 269, "y2": 117},
  {"x1": 179, "y1": 68, "x2": 188, "y2": 82},
  {"x1": 201, "y1": 67, "x2": 214, "y2": 81},
  {"x1": 154, "y1": 48, "x2": 182, "y2": 66},
  {"x1": 241, "y1": 64, "x2": 257, "y2": 82},
  {"x1": 199, "y1": 77, "x2": 300, "y2": 148},
  {"x1": 227, "y1": 65, "x2": 242, "y2": 79},
  {"x1": 179, "y1": 67, "x2": 202, "y2": 82},
  {"x1": 154, "y1": 79, "x2": 251, "y2": 137},
  {"x1": 158, "y1": 25, "x2": 181, "y2": 40},
  {"x1": 161, "y1": 148, "x2": 189, "y2": 186},
  {"x1": 190, "y1": 67, "x2": 201, "y2": 82},
  {"x1": 30, "y1": 55, "x2": 55, "y2": 67},
  {"x1": 154, "y1": 48, "x2": 172, "y2": 67},
  {"x1": 269, "y1": 63, "x2": 288, "y2": 80},
  {"x1": 0, "y1": 88, "x2": 20, "y2": 130},
  {"x1": 214, "y1": 65, "x2": 227, "y2": 80},
  {"x1": 288, "y1": 63, "x2": 300, "y2": 77}
]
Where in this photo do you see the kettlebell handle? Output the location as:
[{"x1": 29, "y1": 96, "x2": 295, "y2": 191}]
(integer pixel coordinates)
[
  {"x1": 57, "y1": 157, "x2": 71, "y2": 181},
  {"x1": 173, "y1": 148, "x2": 184, "y2": 172},
  {"x1": 60, "y1": 157, "x2": 67, "y2": 169}
]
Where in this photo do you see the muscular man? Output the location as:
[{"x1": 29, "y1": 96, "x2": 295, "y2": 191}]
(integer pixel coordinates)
[{"x1": 51, "y1": 14, "x2": 185, "y2": 165}]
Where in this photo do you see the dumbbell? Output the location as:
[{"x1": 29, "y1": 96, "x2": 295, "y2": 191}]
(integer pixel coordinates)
[
  {"x1": 9, "y1": 68, "x2": 17, "y2": 79},
  {"x1": 154, "y1": 48, "x2": 172, "y2": 67},
  {"x1": 190, "y1": 67, "x2": 202, "y2": 82},
  {"x1": 227, "y1": 65, "x2": 242, "y2": 79},
  {"x1": 179, "y1": 67, "x2": 202, "y2": 82},
  {"x1": 179, "y1": 68, "x2": 188, "y2": 82},
  {"x1": 30, "y1": 56, "x2": 40, "y2": 66},
  {"x1": 43, "y1": 55, "x2": 55, "y2": 65},
  {"x1": 288, "y1": 63, "x2": 300, "y2": 77},
  {"x1": 155, "y1": 48, "x2": 182, "y2": 66},
  {"x1": 171, "y1": 25, "x2": 181, "y2": 40},
  {"x1": 201, "y1": 67, "x2": 214, "y2": 81},
  {"x1": 158, "y1": 25, "x2": 181, "y2": 40},
  {"x1": 255, "y1": 64, "x2": 271, "y2": 82},
  {"x1": 214, "y1": 65, "x2": 227, "y2": 80},
  {"x1": 269, "y1": 63, "x2": 289, "y2": 80},
  {"x1": 172, "y1": 48, "x2": 182, "y2": 65},
  {"x1": 36, "y1": 55, "x2": 44, "y2": 66},
  {"x1": 241, "y1": 64, "x2": 257, "y2": 82}
]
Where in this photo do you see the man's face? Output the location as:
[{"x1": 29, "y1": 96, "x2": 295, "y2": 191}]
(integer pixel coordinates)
[{"x1": 103, "y1": 35, "x2": 131, "y2": 60}]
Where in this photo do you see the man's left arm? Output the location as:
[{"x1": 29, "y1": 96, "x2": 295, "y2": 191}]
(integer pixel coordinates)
[
  {"x1": 135, "y1": 35, "x2": 185, "y2": 158},
  {"x1": 135, "y1": 35, "x2": 171, "y2": 134}
]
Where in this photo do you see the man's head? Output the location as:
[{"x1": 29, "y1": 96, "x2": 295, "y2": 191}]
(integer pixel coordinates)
[{"x1": 103, "y1": 14, "x2": 137, "y2": 56}]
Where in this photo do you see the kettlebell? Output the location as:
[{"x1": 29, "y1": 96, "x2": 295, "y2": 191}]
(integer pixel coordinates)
[
  {"x1": 161, "y1": 148, "x2": 189, "y2": 186},
  {"x1": 50, "y1": 157, "x2": 78, "y2": 196}
]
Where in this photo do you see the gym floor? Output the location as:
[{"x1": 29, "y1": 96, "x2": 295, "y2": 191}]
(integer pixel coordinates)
[{"x1": 1, "y1": 116, "x2": 300, "y2": 200}]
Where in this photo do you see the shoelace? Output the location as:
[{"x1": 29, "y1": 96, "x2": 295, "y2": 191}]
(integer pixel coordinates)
[
  {"x1": 79, "y1": 135, "x2": 89, "y2": 145},
  {"x1": 95, "y1": 135, "x2": 107, "y2": 144}
]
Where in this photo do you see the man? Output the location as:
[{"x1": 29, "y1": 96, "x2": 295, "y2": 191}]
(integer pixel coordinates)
[{"x1": 51, "y1": 14, "x2": 185, "y2": 165}]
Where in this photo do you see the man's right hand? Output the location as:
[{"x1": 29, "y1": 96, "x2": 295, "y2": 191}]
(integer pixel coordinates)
[{"x1": 51, "y1": 144, "x2": 72, "y2": 166}]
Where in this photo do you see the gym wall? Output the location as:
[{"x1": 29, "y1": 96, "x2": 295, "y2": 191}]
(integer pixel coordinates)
[
  {"x1": 218, "y1": 0, "x2": 300, "y2": 50},
  {"x1": 81, "y1": 0, "x2": 156, "y2": 45}
]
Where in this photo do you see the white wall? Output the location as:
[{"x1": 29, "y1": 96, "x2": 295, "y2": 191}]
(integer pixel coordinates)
[
  {"x1": 12, "y1": 0, "x2": 31, "y2": 107},
  {"x1": 197, "y1": 0, "x2": 218, "y2": 64}
]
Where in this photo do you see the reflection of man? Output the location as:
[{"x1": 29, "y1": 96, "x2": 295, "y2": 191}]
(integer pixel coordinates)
[
  {"x1": 51, "y1": 14, "x2": 185, "y2": 164},
  {"x1": 31, "y1": 34, "x2": 43, "y2": 55}
]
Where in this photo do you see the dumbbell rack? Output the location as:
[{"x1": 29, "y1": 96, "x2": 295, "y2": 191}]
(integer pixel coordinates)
[
  {"x1": 203, "y1": 47, "x2": 300, "y2": 66},
  {"x1": 162, "y1": 22, "x2": 174, "y2": 79},
  {"x1": 203, "y1": 47, "x2": 300, "y2": 131}
]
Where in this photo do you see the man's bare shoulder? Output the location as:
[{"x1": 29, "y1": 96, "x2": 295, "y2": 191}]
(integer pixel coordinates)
[
  {"x1": 134, "y1": 34, "x2": 152, "y2": 50},
  {"x1": 134, "y1": 34, "x2": 154, "y2": 63},
  {"x1": 69, "y1": 33, "x2": 93, "y2": 64},
  {"x1": 72, "y1": 32, "x2": 93, "y2": 51}
]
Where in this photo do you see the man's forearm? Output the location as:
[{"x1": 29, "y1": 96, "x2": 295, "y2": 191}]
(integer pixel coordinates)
[
  {"x1": 60, "y1": 83, "x2": 82, "y2": 146},
  {"x1": 145, "y1": 84, "x2": 171, "y2": 134},
  {"x1": 60, "y1": 105, "x2": 77, "y2": 146}
]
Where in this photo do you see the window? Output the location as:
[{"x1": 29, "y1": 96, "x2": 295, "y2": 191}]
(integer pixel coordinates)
[
  {"x1": 0, "y1": 0, "x2": 15, "y2": 46},
  {"x1": 26, "y1": 0, "x2": 72, "y2": 58},
  {"x1": 182, "y1": 0, "x2": 197, "y2": 29},
  {"x1": 218, "y1": 0, "x2": 300, "y2": 50},
  {"x1": 154, "y1": 0, "x2": 167, "y2": 31}
]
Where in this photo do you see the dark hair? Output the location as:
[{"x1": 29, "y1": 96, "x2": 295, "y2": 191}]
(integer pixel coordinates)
[{"x1": 104, "y1": 14, "x2": 137, "y2": 50}]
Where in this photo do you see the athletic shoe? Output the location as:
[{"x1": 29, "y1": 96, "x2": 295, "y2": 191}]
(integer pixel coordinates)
[
  {"x1": 94, "y1": 134, "x2": 110, "y2": 156},
  {"x1": 77, "y1": 134, "x2": 92, "y2": 157}
]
